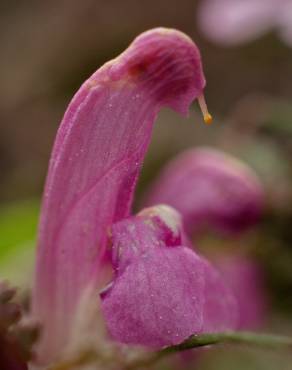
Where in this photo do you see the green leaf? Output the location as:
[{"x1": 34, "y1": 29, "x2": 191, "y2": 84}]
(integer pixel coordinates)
[{"x1": 0, "y1": 199, "x2": 39, "y2": 284}]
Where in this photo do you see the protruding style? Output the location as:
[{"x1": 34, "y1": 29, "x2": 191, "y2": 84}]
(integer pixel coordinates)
[{"x1": 198, "y1": 93, "x2": 213, "y2": 125}]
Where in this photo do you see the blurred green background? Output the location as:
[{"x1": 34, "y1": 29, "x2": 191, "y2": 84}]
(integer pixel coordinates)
[{"x1": 0, "y1": 1, "x2": 292, "y2": 369}]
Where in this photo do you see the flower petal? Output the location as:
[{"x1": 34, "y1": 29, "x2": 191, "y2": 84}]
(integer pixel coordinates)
[
  {"x1": 214, "y1": 254, "x2": 267, "y2": 329},
  {"x1": 145, "y1": 148, "x2": 263, "y2": 235},
  {"x1": 33, "y1": 28, "x2": 206, "y2": 363},
  {"x1": 200, "y1": 256, "x2": 238, "y2": 332},
  {"x1": 102, "y1": 205, "x2": 238, "y2": 347},
  {"x1": 101, "y1": 206, "x2": 206, "y2": 347}
]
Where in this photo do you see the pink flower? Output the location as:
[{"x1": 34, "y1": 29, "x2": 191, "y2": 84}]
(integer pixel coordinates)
[
  {"x1": 32, "y1": 28, "x2": 230, "y2": 365},
  {"x1": 145, "y1": 148, "x2": 263, "y2": 236},
  {"x1": 197, "y1": 0, "x2": 292, "y2": 47},
  {"x1": 145, "y1": 148, "x2": 266, "y2": 329},
  {"x1": 101, "y1": 206, "x2": 237, "y2": 347}
]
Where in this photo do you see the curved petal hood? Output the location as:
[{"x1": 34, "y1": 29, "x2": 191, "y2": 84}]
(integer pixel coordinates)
[{"x1": 33, "y1": 28, "x2": 207, "y2": 363}]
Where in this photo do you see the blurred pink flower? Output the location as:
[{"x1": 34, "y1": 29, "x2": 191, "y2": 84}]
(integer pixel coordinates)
[
  {"x1": 197, "y1": 0, "x2": 292, "y2": 46},
  {"x1": 145, "y1": 148, "x2": 263, "y2": 236},
  {"x1": 215, "y1": 254, "x2": 267, "y2": 329},
  {"x1": 145, "y1": 148, "x2": 267, "y2": 329}
]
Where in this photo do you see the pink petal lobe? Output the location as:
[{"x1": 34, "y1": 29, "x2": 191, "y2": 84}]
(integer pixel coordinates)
[
  {"x1": 101, "y1": 205, "x2": 238, "y2": 347},
  {"x1": 145, "y1": 148, "x2": 263, "y2": 236},
  {"x1": 214, "y1": 254, "x2": 267, "y2": 329},
  {"x1": 33, "y1": 28, "x2": 206, "y2": 363},
  {"x1": 101, "y1": 206, "x2": 206, "y2": 347},
  {"x1": 201, "y1": 256, "x2": 238, "y2": 332}
]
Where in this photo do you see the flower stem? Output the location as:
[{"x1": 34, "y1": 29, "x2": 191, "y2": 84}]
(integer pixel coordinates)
[
  {"x1": 48, "y1": 332, "x2": 292, "y2": 370},
  {"x1": 163, "y1": 331, "x2": 292, "y2": 353},
  {"x1": 126, "y1": 331, "x2": 292, "y2": 369}
]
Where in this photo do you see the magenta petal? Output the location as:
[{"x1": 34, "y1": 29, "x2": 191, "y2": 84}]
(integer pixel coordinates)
[
  {"x1": 33, "y1": 29, "x2": 206, "y2": 362},
  {"x1": 101, "y1": 206, "x2": 206, "y2": 347},
  {"x1": 101, "y1": 205, "x2": 238, "y2": 347},
  {"x1": 145, "y1": 148, "x2": 263, "y2": 235},
  {"x1": 214, "y1": 254, "x2": 267, "y2": 329},
  {"x1": 201, "y1": 257, "x2": 238, "y2": 332},
  {"x1": 102, "y1": 247, "x2": 205, "y2": 347}
]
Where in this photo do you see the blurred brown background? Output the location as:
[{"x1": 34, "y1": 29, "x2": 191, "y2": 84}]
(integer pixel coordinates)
[{"x1": 1, "y1": 0, "x2": 291, "y2": 203}]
